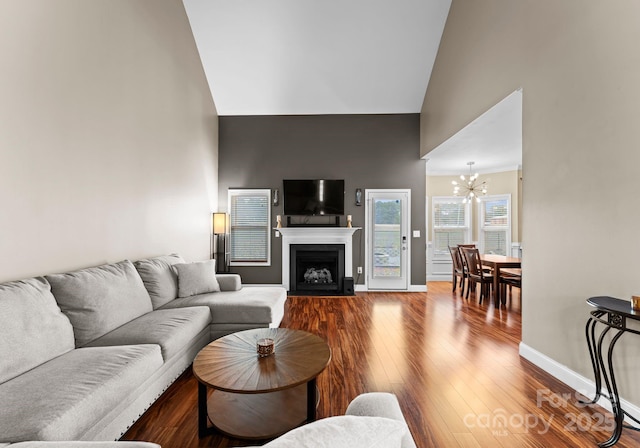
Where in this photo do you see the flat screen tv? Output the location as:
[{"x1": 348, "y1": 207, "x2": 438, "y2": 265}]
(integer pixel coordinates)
[{"x1": 283, "y1": 179, "x2": 345, "y2": 216}]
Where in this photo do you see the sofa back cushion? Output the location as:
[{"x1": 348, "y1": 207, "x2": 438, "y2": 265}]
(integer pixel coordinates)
[
  {"x1": 0, "y1": 277, "x2": 75, "y2": 384},
  {"x1": 46, "y1": 260, "x2": 153, "y2": 347},
  {"x1": 133, "y1": 254, "x2": 184, "y2": 308}
]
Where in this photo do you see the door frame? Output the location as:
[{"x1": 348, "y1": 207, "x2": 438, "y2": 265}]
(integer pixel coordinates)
[{"x1": 364, "y1": 189, "x2": 411, "y2": 291}]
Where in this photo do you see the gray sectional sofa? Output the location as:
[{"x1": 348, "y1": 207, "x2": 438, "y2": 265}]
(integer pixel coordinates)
[{"x1": 0, "y1": 254, "x2": 287, "y2": 446}]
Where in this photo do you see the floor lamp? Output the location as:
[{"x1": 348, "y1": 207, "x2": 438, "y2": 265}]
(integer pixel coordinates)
[{"x1": 212, "y1": 212, "x2": 229, "y2": 273}]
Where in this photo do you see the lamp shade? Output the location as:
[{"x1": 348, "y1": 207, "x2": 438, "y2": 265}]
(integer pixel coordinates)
[{"x1": 212, "y1": 212, "x2": 228, "y2": 234}]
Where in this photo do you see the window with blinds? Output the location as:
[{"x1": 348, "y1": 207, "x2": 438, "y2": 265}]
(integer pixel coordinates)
[
  {"x1": 479, "y1": 195, "x2": 511, "y2": 256},
  {"x1": 432, "y1": 197, "x2": 470, "y2": 255},
  {"x1": 228, "y1": 189, "x2": 271, "y2": 265}
]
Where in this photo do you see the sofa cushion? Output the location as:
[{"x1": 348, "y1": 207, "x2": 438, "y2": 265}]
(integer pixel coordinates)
[
  {"x1": 175, "y1": 260, "x2": 220, "y2": 297},
  {"x1": 0, "y1": 277, "x2": 75, "y2": 384},
  {"x1": 46, "y1": 260, "x2": 153, "y2": 347},
  {"x1": 85, "y1": 307, "x2": 211, "y2": 361},
  {"x1": 133, "y1": 254, "x2": 184, "y2": 309},
  {"x1": 160, "y1": 286, "x2": 286, "y2": 325},
  {"x1": 258, "y1": 415, "x2": 407, "y2": 448},
  {"x1": 0, "y1": 345, "x2": 162, "y2": 442}
]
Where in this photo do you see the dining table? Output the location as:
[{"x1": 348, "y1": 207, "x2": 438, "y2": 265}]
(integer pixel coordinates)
[{"x1": 479, "y1": 254, "x2": 522, "y2": 306}]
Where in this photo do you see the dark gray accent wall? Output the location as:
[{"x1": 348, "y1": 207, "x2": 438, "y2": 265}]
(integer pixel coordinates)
[{"x1": 218, "y1": 114, "x2": 425, "y2": 287}]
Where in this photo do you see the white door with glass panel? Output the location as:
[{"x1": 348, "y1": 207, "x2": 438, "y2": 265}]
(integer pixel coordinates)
[{"x1": 365, "y1": 190, "x2": 410, "y2": 290}]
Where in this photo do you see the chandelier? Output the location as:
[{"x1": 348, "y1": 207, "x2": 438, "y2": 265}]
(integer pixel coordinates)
[{"x1": 452, "y1": 162, "x2": 488, "y2": 203}]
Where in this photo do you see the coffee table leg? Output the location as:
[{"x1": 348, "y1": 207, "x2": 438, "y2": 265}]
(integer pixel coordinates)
[
  {"x1": 198, "y1": 382, "x2": 212, "y2": 438},
  {"x1": 307, "y1": 378, "x2": 317, "y2": 422}
]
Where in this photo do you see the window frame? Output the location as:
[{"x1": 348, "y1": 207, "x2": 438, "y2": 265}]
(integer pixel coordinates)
[
  {"x1": 227, "y1": 188, "x2": 272, "y2": 267},
  {"x1": 478, "y1": 194, "x2": 511, "y2": 256},
  {"x1": 431, "y1": 196, "x2": 471, "y2": 258}
]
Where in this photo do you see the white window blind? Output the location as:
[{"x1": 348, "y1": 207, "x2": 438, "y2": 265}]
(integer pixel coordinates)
[
  {"x1": 228, "y1": 189, "x2": 271, "y2": 265},
  {"x1": 479, "y1": 195, "x2": 511, "y2": 256},
  {"x1": 432, "y1": 197, "x2": 470, "y2": 255}
]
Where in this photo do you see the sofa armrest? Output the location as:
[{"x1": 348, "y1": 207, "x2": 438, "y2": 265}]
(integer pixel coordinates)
[
  {"x1": 345, "y1": 393, "x2": 417, "y2": 448},
  {"x1": 216, "y1": 274, "x2": 242, "y2": 291}
]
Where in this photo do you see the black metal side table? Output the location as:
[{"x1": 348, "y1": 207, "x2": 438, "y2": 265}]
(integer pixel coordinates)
[{"x1": 584, "y1": 296, "x2": 640, "y2": 447}]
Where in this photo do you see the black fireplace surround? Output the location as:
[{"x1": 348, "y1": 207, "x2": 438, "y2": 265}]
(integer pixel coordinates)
[{"x1": 290, "y1": 244, "x2": 345, "y2": 295}]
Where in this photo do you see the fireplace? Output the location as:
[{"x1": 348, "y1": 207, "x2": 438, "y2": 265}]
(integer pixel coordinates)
[
  {"x1": 277, "y1": 227, "x2": 359, "y2": 292},
  {"x1": 290, "y1": 244, "x2": 345, "y2": 295}
]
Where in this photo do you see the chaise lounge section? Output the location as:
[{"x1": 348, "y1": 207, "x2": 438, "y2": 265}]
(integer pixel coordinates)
[{"x1": 134, "y1": 254, "x2": 286, "y2": 340}]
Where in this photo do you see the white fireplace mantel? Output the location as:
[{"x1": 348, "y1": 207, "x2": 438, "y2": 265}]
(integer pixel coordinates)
[{"x1": 277, "y1": 227, "x2": 361, "y2": 290}]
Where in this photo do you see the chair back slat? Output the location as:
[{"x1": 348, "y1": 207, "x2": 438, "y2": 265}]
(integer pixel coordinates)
[{"x1": 461, "y1": 247, "x2": 486, "y2": 278}]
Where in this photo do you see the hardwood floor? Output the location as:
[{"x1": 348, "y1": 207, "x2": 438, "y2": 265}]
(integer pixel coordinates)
[{"x1": 122, "y1": 282, "x2": 640, "y2": 447}]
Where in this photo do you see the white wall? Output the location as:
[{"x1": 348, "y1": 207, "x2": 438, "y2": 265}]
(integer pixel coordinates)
[{"x1": 0, "y1": 0, "x2": 218, "y2": 281}]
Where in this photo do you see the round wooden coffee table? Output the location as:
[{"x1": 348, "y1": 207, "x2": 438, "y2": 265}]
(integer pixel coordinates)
[{"x1": 193, "y1": 328, "x2": 331, "y2": 440}]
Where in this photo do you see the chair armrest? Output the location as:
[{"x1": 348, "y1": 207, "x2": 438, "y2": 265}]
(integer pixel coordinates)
[
  {"x1": 346, "y1": 393, "x2": 417, "y2": 448},
  {"x1": 216, "y1": 274, "x2": 242, "y2": 291}
]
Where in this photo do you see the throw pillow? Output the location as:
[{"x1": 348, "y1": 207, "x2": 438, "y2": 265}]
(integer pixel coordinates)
[
  {"x1": 175, "y1": 259, "x2": 220, "y2": 297},
  {"x1": 260, "y1": 415, "x2": 407, "y2": 448}
]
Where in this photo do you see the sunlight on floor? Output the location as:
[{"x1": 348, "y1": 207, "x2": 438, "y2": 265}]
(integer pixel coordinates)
[{"x1": 367, "y1": 302, "x2": 407, "y2": 388}]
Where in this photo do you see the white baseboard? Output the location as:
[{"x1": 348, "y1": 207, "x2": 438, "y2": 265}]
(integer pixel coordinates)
[
  {"x1": 353, "y1": 284, "x2": 426, "y2": 292},
  {"x1": 519, "y1": 342, "x2": 640, "y2": 424}
]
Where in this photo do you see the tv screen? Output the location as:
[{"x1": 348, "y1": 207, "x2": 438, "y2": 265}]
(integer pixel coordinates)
[{"x1": 283, "y1": 179, "x2": 345, "y2": 216}]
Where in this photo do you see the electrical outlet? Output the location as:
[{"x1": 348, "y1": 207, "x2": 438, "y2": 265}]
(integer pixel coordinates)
[{"x1": 357, "y1": 266, "x2": 363, "y2": 274}]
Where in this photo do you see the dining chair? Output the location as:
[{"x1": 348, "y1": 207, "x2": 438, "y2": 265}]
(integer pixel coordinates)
[
  {"x1": 456, "y1": 244, "x2": 476, "y2": 295},
  {"x1": 461, "y1": 247, "x2": 494, "y2": 304},
  {"x1": 448, "y1": 246, "x2": 466, "y2": 295},
  {"x1": 499, "y1": 267, "x2": 522, "y2": 301}
]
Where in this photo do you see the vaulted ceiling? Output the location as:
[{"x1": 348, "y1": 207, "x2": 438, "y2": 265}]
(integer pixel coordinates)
[{"x1": 183, "y1": 0, "x2": 452, "y2": 116}]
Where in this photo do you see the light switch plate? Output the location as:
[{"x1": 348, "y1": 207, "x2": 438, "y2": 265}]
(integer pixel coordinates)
[{"x1": 412, "y1": 230, "x2": 421, "y2": 238}]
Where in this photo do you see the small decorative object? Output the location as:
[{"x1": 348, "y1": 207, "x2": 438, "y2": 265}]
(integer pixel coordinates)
[
  {"x1": 276, "y1": 215, "x2": 282, "y2": 228},
  {"x1": 257, "y1": 338, "x2": 275, "y2": 357},
  {"x1": 273, "y1": 188, "x2": 279, "y2": 206},
  {"x1": 632, "y1": 296, "x2": 640, "y2": 311},
  {"x1": 346, "y1": 215, "x2": 352, "y2": 228},
  {"x1": 355, "y1": 188, "x2": 362, "y2": 206}
]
